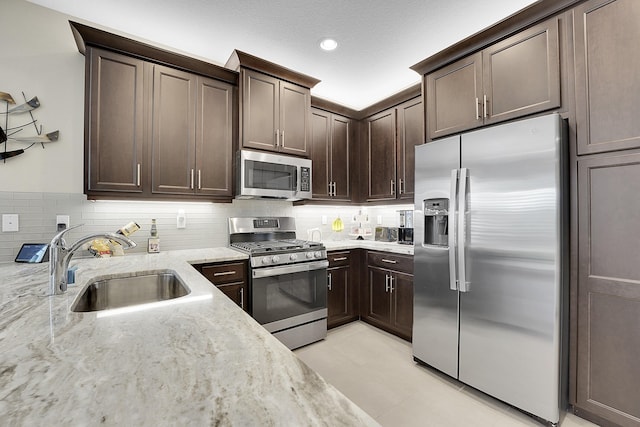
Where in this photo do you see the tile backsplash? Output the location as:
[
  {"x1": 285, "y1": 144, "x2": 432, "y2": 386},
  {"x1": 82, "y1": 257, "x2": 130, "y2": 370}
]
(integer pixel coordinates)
[{"x1": 0, "y1": 191, "x2": 413, "y2": 264}]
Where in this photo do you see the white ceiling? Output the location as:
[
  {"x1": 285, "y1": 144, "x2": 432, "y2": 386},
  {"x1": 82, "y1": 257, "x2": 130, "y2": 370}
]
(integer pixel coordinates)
[{"x1": 27, "y1": 0, "x2": 538, "y2": 111}]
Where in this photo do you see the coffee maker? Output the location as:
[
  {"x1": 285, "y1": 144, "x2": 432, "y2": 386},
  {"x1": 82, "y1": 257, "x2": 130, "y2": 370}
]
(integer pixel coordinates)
[{"x1": 398, "y1": 210, "x2": 414, "y2": 245}]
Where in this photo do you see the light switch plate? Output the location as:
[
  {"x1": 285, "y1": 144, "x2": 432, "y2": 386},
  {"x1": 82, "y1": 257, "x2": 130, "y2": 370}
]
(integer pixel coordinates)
[
  {"x1": 56, "y1": 215, "x2": 70, "y2": 231},
  {"x1": 2, "y1": 214, "x2": 19, "y2": 232}
]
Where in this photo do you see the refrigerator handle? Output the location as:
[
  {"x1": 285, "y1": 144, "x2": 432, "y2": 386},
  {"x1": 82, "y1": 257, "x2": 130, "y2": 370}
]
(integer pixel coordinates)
[
  {"x1": 458, "y1": 168, "x2": 469, "y2": 292},
  {"x1": 449, "y1": 169, "x2": 459, "y2": 291}
]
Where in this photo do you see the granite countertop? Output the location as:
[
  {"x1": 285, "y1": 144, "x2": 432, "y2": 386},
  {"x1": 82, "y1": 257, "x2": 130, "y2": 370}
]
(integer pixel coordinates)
[
  {"x1": 321, "y1": 240, "x2": 414, "y2": 255},
  {"x1": 0, "y1": 248, "x2": 379, "y2": 426}
]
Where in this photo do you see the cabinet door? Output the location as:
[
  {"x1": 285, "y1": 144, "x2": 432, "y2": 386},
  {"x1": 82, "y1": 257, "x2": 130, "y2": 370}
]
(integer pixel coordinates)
[
  {"x1": 426, "y1": 52, "x2": 482, "y2": 140},
  {"x1": 216, "y1": 282, "x2": 248, "y2": 312},
  {"x1": 327, "y1": 266, "x2": 350, "y2": 328},
  {"x1": 151, "y1": 65, "x2": 196, "y2": 194},
  {"x1": 310, "y1": 109, "x2": 331, "y2": 199},
  {"x1": 574, "y1": 0, "x2": 640, "y2": 154},
  {"x1": 576, "y1": 151, "x2": 640, "y2": 426},
  {"x1": 483, "y1": 17, "x2": 560, "y2": 125},
  {"x1": 365, "y1": 267, "x2": 392, "y2": 325},
  {"x1": 391, "y1": 272, "x2": 413, "y2": 341},
  {"x1": 396, "y1": 98, "x2": 423, "y2": 200},
  {"x1": 331, "y1": 114, "x2": 351, "y2": 200},
  {"x1": 87, "y1": 48, "x2": 145, "y2": 193},
  {"x1": 366, "y1": 109, "x2": 397, "y2": 201},
  {"x1": 280, "y1": 81, "x2": 311, "y2": 156},
  {"x1": 242, "y1": 69, "x2": 278, "y2": 152},
  {"x1": 195, "y1": 76, "x2": 233, "y2": 197}
]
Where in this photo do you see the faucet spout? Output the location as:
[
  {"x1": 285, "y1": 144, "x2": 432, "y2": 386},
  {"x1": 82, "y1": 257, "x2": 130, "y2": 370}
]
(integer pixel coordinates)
[{"x1": 49, "y1": 225, "x2": 137, "y2": 295}]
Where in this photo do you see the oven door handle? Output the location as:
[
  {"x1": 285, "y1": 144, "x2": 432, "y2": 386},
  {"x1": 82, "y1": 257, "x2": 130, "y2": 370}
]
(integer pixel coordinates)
[{"x1": 252, "y1": 260, "x2": 329, "y2": 278}]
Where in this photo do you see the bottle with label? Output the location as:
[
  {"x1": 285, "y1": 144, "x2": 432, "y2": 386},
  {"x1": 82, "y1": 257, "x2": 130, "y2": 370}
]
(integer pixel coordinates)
[{"x1": 148, "y1": 219, "x2": 160, "y2": 253}]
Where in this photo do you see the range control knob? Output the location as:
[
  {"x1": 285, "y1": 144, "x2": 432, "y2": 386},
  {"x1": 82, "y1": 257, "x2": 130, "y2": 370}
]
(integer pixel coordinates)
[
  {"x1": 289, "y1": 253, "x2": 298, "y2": 261},
  {"x1": 261, "y1": 257, "x2": 270, "y2": 265},
  {"x1": 272, "y1": 255, "x2": 280, "y2": 263},
  {"x1": 314, "y1": 251, "x2": 322, "y2": 258},
  {"x1": 306, "y1": 252, "x2": 314, "y2": 259}
]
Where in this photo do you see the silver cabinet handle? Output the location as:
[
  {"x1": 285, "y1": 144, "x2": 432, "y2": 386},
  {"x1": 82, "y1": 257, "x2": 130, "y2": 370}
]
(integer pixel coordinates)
[
  {"x1": 449, "y1": 169, "x2": 459, "y2": 291},
  {"x1": 458, "y1": 168, "x2": 469, "y2": 292},
  {"x1": 190, "y1": 169, "x2": 194, "y2": 190},
  {"x1": 239, "y1": 287, "x2": 244, "y2": 309},
  {"x1": 328, "y1": 272, "x2": 332, "y2": 291},
  {"x1": 333, "y1": 257, "x2": 347, "y2": 261},
  {"x1": 275, "y1": 129, "x2": 280, "y2": 147},
  {"x1": 399, "y1": 178, "x2": 404, "y2": 195},
  {"x1": 483, "y1": 94, "x2": 488, "y2": 119},
  {"x1": 332, "y1": 182, "x2": 337, "y2": 197},
  {"x1": 381, "y1": 258, "x2": 397, "y2": 264},
  {"x1": 213, "y1": 271, "x2": 236, "y2": 277},
  {"x1": 389, "y1": 276, "x2": 394, "y2": 293},
  {"x1": 281, "y1": 130, "x2": 285, "y2": 147},
  {"x1": 385, "y1": 274, "x2": 390, "y2": 292},
  {"x1": 136, "y1": 163, "x2": 141, "y2": 186},
  {"x1": 475, "y1": 97, "x2": 480, "y2": 120},
  {"x1": 391, "y1": 180, "x2": 395, "y2": 195},
  {"x1": 198, "y1": 170, "x2": 202, "y2": 190}
]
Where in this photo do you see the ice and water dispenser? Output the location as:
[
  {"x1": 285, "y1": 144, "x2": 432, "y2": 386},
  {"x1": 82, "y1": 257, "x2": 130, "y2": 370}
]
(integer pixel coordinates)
[{"x1": 423, "y1": 199, "x2": 449, "y2": 246}]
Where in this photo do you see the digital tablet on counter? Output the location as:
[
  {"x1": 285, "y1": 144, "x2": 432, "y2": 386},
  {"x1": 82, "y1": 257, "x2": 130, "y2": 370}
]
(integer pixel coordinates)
[{"x1": 15, "y1": 243, "x2": 49, "y2": 263}]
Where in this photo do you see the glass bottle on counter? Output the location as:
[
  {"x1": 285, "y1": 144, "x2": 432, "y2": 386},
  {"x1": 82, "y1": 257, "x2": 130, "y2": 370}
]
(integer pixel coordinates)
[{"x1": 148, "y1": 219, "x2": 160, "y2": 253}]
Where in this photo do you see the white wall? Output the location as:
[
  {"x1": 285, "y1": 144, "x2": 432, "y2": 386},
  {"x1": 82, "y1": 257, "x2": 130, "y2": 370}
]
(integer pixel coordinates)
[{"x1": 1, "y1": 0, "x2": 85, "y2": 193}]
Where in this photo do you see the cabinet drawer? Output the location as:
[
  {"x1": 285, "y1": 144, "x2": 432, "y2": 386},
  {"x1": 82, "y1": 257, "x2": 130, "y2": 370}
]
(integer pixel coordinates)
[
  {"x1": 200, "y1": 262, "x2": 246, "y2": 285},
  {"x1": 367, "y1": 251, "x2": 413, "y2": 274},
  {"x1": 328, "y1": 251, "x2": 350, "y2": 267}
]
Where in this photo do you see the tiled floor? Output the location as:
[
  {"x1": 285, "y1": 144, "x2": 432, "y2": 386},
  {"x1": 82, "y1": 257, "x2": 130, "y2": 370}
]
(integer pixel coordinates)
[{"x1": 294, "y1": 322, "x2": 598, "y2": 427}]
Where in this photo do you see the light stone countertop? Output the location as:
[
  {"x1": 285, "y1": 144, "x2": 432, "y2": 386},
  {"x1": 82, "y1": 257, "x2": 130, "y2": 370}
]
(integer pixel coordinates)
[
  {"x1": 0, "y1": 248, "x2": 380, "y2": 426},
  {"x1": 320, "y1": 240, "x2": 414, "y2": 256}
]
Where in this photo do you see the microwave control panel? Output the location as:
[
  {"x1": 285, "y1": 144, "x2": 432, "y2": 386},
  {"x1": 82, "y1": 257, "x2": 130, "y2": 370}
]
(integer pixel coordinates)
[{"x1": 300, "y1": 167, "x2": 310, "y2": 192}]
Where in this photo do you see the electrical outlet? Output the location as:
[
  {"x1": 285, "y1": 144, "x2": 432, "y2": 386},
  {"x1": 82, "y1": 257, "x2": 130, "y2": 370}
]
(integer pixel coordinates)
[
  {"x1": 56, "y1": 215, "x2": 70, "y2": 231},
  {"x1": 2, "y1": 214, "x2": 19, "y2": 232},
  {"x1": 321, "y1": 215, "x2": 327, "y2": 225},
  {"x1": 177, "y1": 209, "x2": 186, "y2": 229},
  {"x1": 377, "y1": 215, "x2": 383, "y2": 225}
]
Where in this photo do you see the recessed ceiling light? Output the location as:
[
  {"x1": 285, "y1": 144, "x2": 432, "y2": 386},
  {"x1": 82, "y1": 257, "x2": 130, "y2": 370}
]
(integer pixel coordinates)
[{"x1": 319, "y1": 38, "x2": 338, "y2": 51}]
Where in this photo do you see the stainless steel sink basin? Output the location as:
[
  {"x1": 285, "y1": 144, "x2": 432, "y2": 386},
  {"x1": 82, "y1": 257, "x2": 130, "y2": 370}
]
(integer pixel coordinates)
[{"x1": 71, "y1": 271, "x2": 190, "y2": 312}]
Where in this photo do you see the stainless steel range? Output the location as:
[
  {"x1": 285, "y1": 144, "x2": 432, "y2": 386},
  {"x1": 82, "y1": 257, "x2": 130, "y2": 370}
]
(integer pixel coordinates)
[{"x1": 229, "y1": 217, "x2": 328, "y2": 350}]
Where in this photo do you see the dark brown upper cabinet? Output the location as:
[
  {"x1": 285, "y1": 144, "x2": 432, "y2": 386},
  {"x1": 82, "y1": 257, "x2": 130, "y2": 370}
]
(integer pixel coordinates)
[
  {"x1": 396, "y1": 97, "x2": 424, "y2": 200},
  {"x1": 310, "y1": 108, "x2": 352, "y2": 201},
  {"x1": 151, "y1": 66, "x2": 234, "y2": 197},
  {"x1": 73, "y1": 22, "x2": 237, "y2": 201},
  {"x1": 425, "y1": 17, "x2": 560, "y2": 140},
  {"x1": 364, "y1": 97, "x2": 423, "y2": 202},
  {"x1": 226, "y1": 50, "x2": 320, "y2": 158},
  {"x1": 86, "y1": 48, "x2": 146, "y2": 194},
  {"x1": 573, "y1": 0, "x2": 640, "y2": 155}
]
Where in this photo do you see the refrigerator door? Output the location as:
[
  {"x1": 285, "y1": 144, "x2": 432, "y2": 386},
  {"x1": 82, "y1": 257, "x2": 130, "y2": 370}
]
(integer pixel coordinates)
[
  {"x1": 412, "y1": 135, "x2": 460, "y2": 378},
  {"x1": 458, "y1": 114, "x2": 563, "y2": 423}
]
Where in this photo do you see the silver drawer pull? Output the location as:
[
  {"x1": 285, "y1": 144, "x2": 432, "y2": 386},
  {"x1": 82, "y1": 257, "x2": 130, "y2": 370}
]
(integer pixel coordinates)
[
  {"x1": 213, "y1": 271, "x2": 237, "y2": 277},
  {"x1": 381, "y1": 259, "x2": 397, "y2": 264},
  {"x1": 333, "y1": 257, "x2": 348, "y2": 261},
  {"x1": 239, "y1": 288, "x2": 244, "y2": 309}
]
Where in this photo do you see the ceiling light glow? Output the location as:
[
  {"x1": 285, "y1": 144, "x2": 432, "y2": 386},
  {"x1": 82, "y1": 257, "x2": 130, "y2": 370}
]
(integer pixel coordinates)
[{"x1": 319, "y1": 38, "x2": 338, "y2": 51}]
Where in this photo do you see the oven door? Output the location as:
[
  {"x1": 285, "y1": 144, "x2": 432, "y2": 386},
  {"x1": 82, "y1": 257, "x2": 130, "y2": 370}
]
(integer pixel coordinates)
[{"x1": 251, "y1": 260, "x2": 328, "y2": 333}]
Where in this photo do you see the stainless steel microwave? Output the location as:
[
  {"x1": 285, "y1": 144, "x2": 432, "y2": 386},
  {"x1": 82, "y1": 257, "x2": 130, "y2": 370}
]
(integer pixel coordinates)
[{"x1": 236, "y1": 150, "x2": 312, "y2": 200}]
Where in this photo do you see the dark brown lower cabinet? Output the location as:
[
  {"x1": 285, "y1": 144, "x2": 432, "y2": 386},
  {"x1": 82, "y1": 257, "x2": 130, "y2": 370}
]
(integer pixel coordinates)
[
  {"x1": 196, "y1": 261, "x2": 248, "y2": 312},
  {"x1": 362, "y1": 251, "x2": 413, "y2": 341},
  {"x1": 575, "y1": 150, "x2": 640, "y2": 427},
  {"x1": 327, "y1": 250, "x2": 358, "y2": 328}
]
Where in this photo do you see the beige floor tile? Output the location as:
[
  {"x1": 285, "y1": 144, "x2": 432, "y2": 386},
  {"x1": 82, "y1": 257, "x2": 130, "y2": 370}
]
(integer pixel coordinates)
[{"x1": 295, "y1": 321, "x2": 599, "y2": 427}]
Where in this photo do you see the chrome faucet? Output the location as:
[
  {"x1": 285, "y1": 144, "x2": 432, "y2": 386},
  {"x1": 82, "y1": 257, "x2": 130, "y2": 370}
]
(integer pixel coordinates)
[{"x1": 49, "y1": 224, "x2": 137, "y2": 295}]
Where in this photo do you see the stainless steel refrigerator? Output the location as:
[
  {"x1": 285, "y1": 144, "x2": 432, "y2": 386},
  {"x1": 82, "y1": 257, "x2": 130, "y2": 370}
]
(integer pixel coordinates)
[{"x1": 413, "y1": 113, "x2": 567, "y2": 424}]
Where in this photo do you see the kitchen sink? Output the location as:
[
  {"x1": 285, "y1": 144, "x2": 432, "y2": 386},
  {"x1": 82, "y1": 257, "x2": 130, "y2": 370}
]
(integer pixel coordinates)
[{"x1": 71, "y1": 271, "x2": 190, "y2": 312}]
